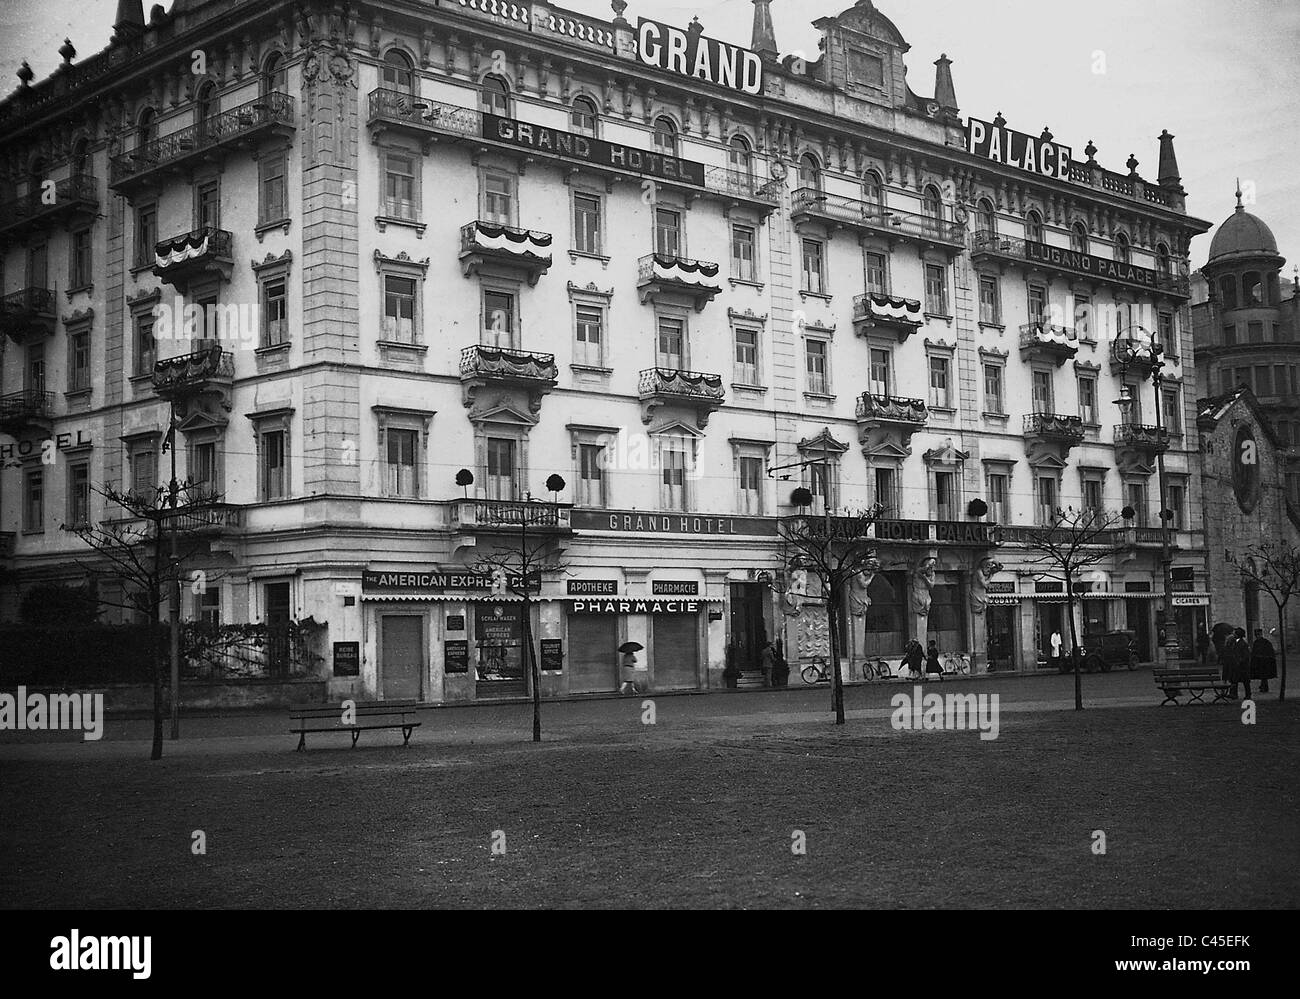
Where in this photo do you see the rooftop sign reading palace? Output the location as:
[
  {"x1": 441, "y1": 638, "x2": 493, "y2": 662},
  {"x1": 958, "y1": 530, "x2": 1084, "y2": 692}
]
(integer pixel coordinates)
[
  {"x1": 1024, "y1": 240, "x2": 1160, "y2": 291},
  {"x1": 636, "y1": 18, "x2": 763, "y2": 96},
  {"x1": 483, "y1": 113, "x2": 706, "y2": 185},
  {"x1": 967, "y1": 117, "x2": 1073, "y2": 182}
]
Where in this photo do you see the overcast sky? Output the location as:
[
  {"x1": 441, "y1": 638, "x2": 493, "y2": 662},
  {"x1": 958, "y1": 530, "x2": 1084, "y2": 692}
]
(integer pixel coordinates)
[{"x1": 3, "y1": 0, "x2": 1296, "y2": 270}]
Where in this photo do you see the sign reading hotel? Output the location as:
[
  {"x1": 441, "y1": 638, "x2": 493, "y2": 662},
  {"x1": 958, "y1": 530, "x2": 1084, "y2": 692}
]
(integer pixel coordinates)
[
  {"x1": 1023, "y1": 241, "x2": 1160, "y2": 291},
  {"x1": 636, "y1": 18, "x2": 763, "y2": 96},
  {"x1": 967, "y1": 117, "x2": 1073, "y2": 181},
  {"x1": 570, "y1": 509, "x2": 779, "y2": 537},
  {"x1": 482, "y1": 113, "x2": 706, "y2": 185}
]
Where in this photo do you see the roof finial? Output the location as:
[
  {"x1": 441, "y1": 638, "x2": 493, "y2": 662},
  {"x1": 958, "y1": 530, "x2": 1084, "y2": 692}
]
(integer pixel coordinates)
[{"x1": 1235, "y1": 179, "x2": 1243, "y2": 211}]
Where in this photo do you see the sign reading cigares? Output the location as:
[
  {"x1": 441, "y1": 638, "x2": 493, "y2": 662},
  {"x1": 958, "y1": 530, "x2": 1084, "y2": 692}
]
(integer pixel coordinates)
[
  {"x1": 967, "y1": 117, "x2": 1073, "y2": 181},
  {"x1": 636, "y1": 18, "x2": 763, "y2": 96}
]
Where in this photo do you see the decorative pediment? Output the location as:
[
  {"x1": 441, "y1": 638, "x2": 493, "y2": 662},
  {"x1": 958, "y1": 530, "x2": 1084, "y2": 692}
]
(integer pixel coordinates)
[
  {"x1": 470, "y1": 400, "x2": 538, "y2": 427},
  {"x1": 567, "y1": 280, "x2": 614, "y2": 301},
  {"x1": 817, "y1": 1, "x2": 910, "y2": 51},
  {"x1": 728, "y1": 307, "x2": 769, "y2": 325},
  {"x1": 978, "y1": 345, "x2": 1009, "y2": 360},
  {"x1": 863, "y1": 440, "x2": 910, "y2": 461},
  {"x1": 373, "y1": 248, "x2": 429, "y2": 273},
  {"x1": 1073, "y1": 359, "x2": 1101, "y2": 373},
  {"x1": 797, "y1": 427, "x2": 850, "y2": 455},
  {"x1": 251, "y1": 249, "x2": 293, "y2": 274},
  {"x1": 176, "y1": 409, "x2": 230, "y2": 435},
  {"x1": 62, "y1": 307, "x2": 94, "y2": 326},
  {"x1": 923, "y1": 336, "x2": 956, "y2": 353},
  {"x1": 1027, "y1": 452, "x2": 1069, "y2": 470},
  {"x1": 922, "y1": 440, "x2": 970, "y2": 465},
  {"x1": 648, "y1": 418, "x2": 705, "y2": 440}
]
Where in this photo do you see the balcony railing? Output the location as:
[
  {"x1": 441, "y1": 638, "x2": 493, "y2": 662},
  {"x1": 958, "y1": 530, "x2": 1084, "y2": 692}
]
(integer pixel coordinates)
[
  {"x1": 459, "y1": 344, "x2": 558, "y2": 383},
  {"x1": 0, "y1": 174, "x2": 98, "y2": 236},
  {"x1": 459, "y1": 220, "x2": 553, "y2": 284},
  {"x1": 367, "y1": 89, "x2": 481, "y2": 139},
  {"x1": 152, "y1": 226, "x2": 234, "y2": 289},
  {"x1": 109, "y1": 93, "x2": 296, "y2": 189},
  {"x1": 791, "y1": 187, "x2": 966, "y2": 247},
  {"x1": 856, "y1": 393, "x2": 929, "y2": 425},
  {"x1": 979, "y1": 231, "x2": 1191, "y2": 299},
  {"x1": 637, "y1": 253, "x2": 722, "y2": 310},
  {"x1": 852, "y1": 293, "x2": 923, "y2": 339},
  {"x1": 0, "y1": 286, "x2": 57, "y2": 343},
  {"x1": 0, "y1": 389, "x2": 55, "y2": 428},
  {"x1": 1113, "y1": 423, "x2": 1171, "y2": 450},
  {"x1": 450, "y1": 498, "x2": 571, "y2": 531},
  {"x1": 638, "y1": 367, "x2": 725, "y2": 402},
  {"x1": 1019, "y1": 322, "x2": 1079, "y2": 364},
  {"x1": 1023, "y1": 412, "x2": 1085, "y2": 442},
  {"x1": 703, "y1": 164, "x2": 781, "y2": 209},
  {"x1": 152, "y1": 345, "x2": 235, "y2": 400}
]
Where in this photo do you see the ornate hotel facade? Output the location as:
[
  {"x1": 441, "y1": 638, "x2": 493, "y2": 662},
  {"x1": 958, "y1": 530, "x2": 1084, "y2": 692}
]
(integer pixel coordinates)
[{"x1": 0, "y1": 0, "x2": 1213, "y2": 700}]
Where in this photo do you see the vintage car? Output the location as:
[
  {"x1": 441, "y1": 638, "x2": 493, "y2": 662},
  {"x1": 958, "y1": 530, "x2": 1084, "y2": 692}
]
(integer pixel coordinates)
[{"x1": 1081, "y1": 630, "x2": 1141, "y2": 672}]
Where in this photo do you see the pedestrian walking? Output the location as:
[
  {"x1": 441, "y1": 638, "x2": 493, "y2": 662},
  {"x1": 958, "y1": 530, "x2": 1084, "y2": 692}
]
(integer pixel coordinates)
[
  {"x1": 1250, "y1": 628, "x2": 1277, "y2": 694},
  {"x1": 904, "y1": 639, "x2": 924, "y2": 680},
  {"x1": 772, "y1": 640, "x2": 790, "y2": 688},
  {"x1": 925, "y1": 639, "x2": 943, "y2": 681},
  {"x1": 1196, "y1": 625, "x2": 1210, "y2": 668},
  {"x1": 760, "y1": 641, "x2": 777, "y2": 688},
  {"x1": 619, "y1": 649, "x2": 639, "y2": 695},
  {"x1": 1227, "y1": 628, "x2": 1253, "y2": 700},
  {"x1": 1211, "y1": 622, "x2": 1234, "y2": 681}
]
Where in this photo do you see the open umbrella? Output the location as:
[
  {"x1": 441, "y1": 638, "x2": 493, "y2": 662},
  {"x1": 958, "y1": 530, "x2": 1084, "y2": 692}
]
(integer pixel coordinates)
[{"x1": 618, "y1": 641, "x2": 644, "y2": 654}]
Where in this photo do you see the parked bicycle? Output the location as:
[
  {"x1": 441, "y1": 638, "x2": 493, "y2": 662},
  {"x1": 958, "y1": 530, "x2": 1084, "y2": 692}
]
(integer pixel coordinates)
[
  {"x1": 800, "y1": 657, "x2": 832, "y2": 685},
  {"x1": 865, "y1": 657, "x2": 895, "y2": 680},
  {"x1": 940, "y1": 651, "x2": 972, "y2": 675}
]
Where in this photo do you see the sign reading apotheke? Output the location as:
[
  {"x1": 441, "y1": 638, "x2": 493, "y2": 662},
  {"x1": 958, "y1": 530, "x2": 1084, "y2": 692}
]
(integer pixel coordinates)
[
  {"x1": 1024, "y1": 240, "x2": 1159, "y2": 291},
  {"x1": 482, "y1": 113, "x2": 706, "y2": 186},
  {"x1": 636, "y1": 18, "x2": 763, "y2": 96},
  {"x1": 567, "y1": 579, "x2": 618, "y2": 596},
  {"x1": 967, "y1": 117, "x2": 1073, "y2": 182}
]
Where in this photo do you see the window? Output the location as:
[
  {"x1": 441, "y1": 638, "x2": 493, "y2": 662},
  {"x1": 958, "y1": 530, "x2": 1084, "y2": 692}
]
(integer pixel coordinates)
[
  {"x1": 657, "y1": 317, "x2": 684, "y2": 369},
  {"x1": 1277, "y1": 365, "x2": 1291, "y2": 400},
  {"x1": 1244, "y1": 271, "x2": 1263, "y2": 306},
  {"x1": 1027, "y1": 284, "x2": 1047, "y2": 324},
  {"x1": 807, "y1": 460, "x2": 836, "y2": 510},
  {"x1": 1156, "y1": 243, "x2": 1172, "y2": 278},
  {"x1": 131, "y1": 443, "x2": 157, "y2": 498},
  {"x1": 70, "y1": 329, "x2": 90, "y2": 391},
  {"x1": 1078, "y1": 375, "x2": 1098, "y2": 425},
  {"x1": 1082, "y1": 475, "x2": 1103, "y2": 515},
  {"x1": 262, "y1": 52, "x2": 287, "y2": 95},
  {"x1": 652, "y1": 116, "x2": 677, "y2": 155},
  {"x1": 68, "y1": 462, "x2": 90, "y2": 527},
  {"x1": 135, "y1": 203, "x2": 157, "y2": 267},
  {"x1": 863, "y1": 172, "x2": 884, "y2": 220},
  {"x1": 978, "y1": 274, "x2": 1000, "y2": 324},
  {"x1": 924, "y1": 263, "x2": 947, "y2": 314},
  {"x1": 195, "y1": 81, "x2": 217, "y2": 132},
  {"x1": 1031, "y1": 370, "x2": 1053, "y2": 412},
  {"x1": 482, "y1": 290, "x2": 515, "y2": 347},
  {"x1": 661, "y1": 445, "x2": 688, "y2": 510},
  {"x1": 71, "y1": 229, "x2": 92, "y2": 288},
  {"x1": 865, "y1": 251, "x2": 887, "y2": 295},
  {"x1": 1114, "y1": 232, "x2": 1131, "y2": 264},
  {"x1": 387, "y1": 428, "x2": 419, "y2": 498},
  {"x1": 480, "y1": 74, "x2": 510, "y2": 116},
  {"x1": 135, "y1": 314, "x2": 155, "y2": 376},
  {"x1": 195, "y1": 586, "x2": 221, "y2": 626},
  {"x1": 1025, "y1": 211, "x2": 1044, "y2": 244},
  {"x1": 934, "y1": 470, "x2": 957, "y2": 521},
  {"x1": 1037, "y1": 476, "x2": 1058, "y2": 525},
  {"x1": 847, "y1": 49, "x2": 885, "y2": 87},
  {"x1": 260, "y1": 428, "x2": 287, "y2": 500},
  {"x1": 869, "y1": 348, "x2": 891, "y2": 397},
  {"x1": 26, "y1": 342, "x2": 44, "y2": 394},
  {"x1": 1254, "y1": 365, "x2": 1272, "y2": 396},
  {"x1": 922, "y1": 185, "x2": 943, "y2": 234},
  {"x1": 738, "y1": 456, "x2": 763, "y2": 514},
  {"x1": 1157, "y1": 310, "x2": 1174, "y2": 350},
  {"x1": 381, "y1": 50, "x2": 414, "y2": 92},
  {"x1": 259, "y1": 152, "x2": 287, "y2": 224},
  {"x1": 383, "y1": 149, "x2": 417, "y2": 220},
  {"x1": 983, "y1": 362, "x2": 1004, "y2": 413},
  {"x1": 805, "y1": 339, "x2": 829, "y2": 395},
  {"x1": 197, "y1": 180, "x2": 220, "y2": 229},
  {"x1": 263, "y1": 279, "x2": 287, "y2": 347},
  {"x1": 1234, "y1": 367, "x2": 1251, "y2": 393},
  {"x1": 799, "y1": 152, "x2": 821, "y2": 192},
  {"x1": 1248, "y1": 321, "x2": 1264, "y2": 344},
  {"x1": 730, "y1": 135, "x2": 755, "y2": 178},
  {"x1": 654, "y1": 207, "x2": 681, "y2": 257},
  {"x1": 928, "y1": 355, "x2": 951, "y2": 408},
  {"x1": 383, "y1": 276, "x2": 417, "y2": 343},
  {"x1": 978, "y1": 198, "x2": 996, "y2": 236},
  {"x1": 577, "y1": 444, "x2": 605, "y2": 507},
  {"x1": 801, "y1": 239, "x2": 825, "y2": 294},
  {"x1": 191, "y1": 441, "x2": 217, "y2": 487},
  {"x1": 874, "y1": 467, "x2": 898, "y2": 515},
  {"x1": 573, "y1": 192, "x2": 601, "y2": 254},
  {"x1": 987, "y1": 472, "x2": 1009, "y2": 524},
  {"x1": 1070, "y1": 222, "x2": 1089, "y2": 254},
  {"x1": 1126, "y1": 482, "x2": 1148, "y2": 527},
  {"x1": 23, "y1": 469, "x2": 43, "y2": 532},
  {"x1": 1218, "y1": 275, "x2": 1238, "y2": 311},
  {"x1": 27, "y1": 242, "x2": 48, "y2": 287},
  {"x1": 1222, "y1": 324, "x2": 1236, "y2": 346},
  {"x1": 575, "y1": 305, "x2": 603, "y2": 366},
  {"x1": 734, "y1": 328, "x2": 759, "y2": 385},
  {"x1": 731, "y1": 224, "x2": 756, "y2": 281},
  {"x1": 1167, "y1": 482, "x2": 1186, "y2": 530},
  {"x1": 570, "y1": 95, "x2": 598, "y2": 134},
  {"x1": 482, "y1": 172, "x2": 514, "y2": 225},
  {"x1": 137, "y1": 107, "x2": 157, "y2": 150},
  {"x1": 1162, "y1": 387, "x2": 1181, "y2": 433},
  {"x1": 71, "y1": 138, "x2": 89, "y2": 180}
]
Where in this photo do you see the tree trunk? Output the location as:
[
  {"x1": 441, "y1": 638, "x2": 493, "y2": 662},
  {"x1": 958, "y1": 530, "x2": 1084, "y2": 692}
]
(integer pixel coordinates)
[
  {"x1": 524, "y1": 597, "x2": 541, "y2": 742},
  {"x1": 151, "y1": 532, "x2": 165, "y2": 760},
  {"x1": 1278, "y1": 602, "x2": 1288, "y2": 702},
  {"x1": 827, "y1": 582, "x2": 845, "y2": 725},
  {"x1": 1066, "y1": 590, "x2": 1083, "y2": 711}
]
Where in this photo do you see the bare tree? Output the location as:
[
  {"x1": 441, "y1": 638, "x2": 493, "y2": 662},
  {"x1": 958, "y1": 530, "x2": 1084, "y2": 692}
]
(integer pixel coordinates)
[
  {"x1": 63, "y1": 482, "x2": 220, "y2": 760},
  {"x1": 774, "y1": 493, "x2": 882, "y2": 725},
  {"x1": 1021, "y1": 506, "x2": 1129, "y2": 711},
  {"x1": 1227, "y1": 542, "x2": 1300, "y2": 701}
]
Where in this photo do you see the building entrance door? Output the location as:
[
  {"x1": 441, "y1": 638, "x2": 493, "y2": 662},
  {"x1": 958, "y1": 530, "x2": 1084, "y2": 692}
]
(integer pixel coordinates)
[
  {"x1": 986, "y1": 605, "x2": 1017, "y2": 671},
  {"x1": 1126, "y1": 599, "x2": 1152, "y2": 661},
  {"x1": 728, "y1": 582, "x2": 767, "y2": 672},
  {"x1": 381, "y1": 615, "x2": 423, "y2": 700},
  {"x1": 652, "y1": 615, "x2": 700, "y2": 690}
]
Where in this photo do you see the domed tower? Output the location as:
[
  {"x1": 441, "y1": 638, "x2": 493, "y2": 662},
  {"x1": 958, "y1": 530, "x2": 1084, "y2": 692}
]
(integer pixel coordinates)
[{"x1": 1195, "y1": 186, "x2": 1295, "y2": 445}]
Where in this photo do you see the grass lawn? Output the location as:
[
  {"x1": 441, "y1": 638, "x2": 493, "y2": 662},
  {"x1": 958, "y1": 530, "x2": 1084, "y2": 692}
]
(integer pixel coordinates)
[{"x1": 1, "y1": 698, "x2": 1296, "y2": 908}]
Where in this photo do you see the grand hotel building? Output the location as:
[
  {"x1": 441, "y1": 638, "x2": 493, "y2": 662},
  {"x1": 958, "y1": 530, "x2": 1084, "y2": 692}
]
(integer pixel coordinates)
[{"x1": 0, "y1": 0, "x2": 1213, "y2": 700}]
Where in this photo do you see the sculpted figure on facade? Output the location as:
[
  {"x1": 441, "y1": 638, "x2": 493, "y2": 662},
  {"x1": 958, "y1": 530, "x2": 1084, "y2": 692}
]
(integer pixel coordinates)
[
  {"x1": 969, "y1": 557, "x2": 1003, "y2": 616},
  {"x1": 784, "y1": 564, "x2": 808, "y2": 616},
  {"x1": 911, "y1": 555, "x2": 937, "y2": 616},
  {"x1": 848, "y1": 552, "x2": 881, "y2": 617}
]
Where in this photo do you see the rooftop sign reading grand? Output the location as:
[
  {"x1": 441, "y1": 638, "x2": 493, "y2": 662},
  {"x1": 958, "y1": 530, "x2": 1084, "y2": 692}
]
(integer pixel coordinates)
[
  {"x1": 483, "y1": 113, "x2": 706, "y2": 185},
  {"x1": 967, "y1": 117, "x2": 1073, "y2": 181},
  {"x1": 636, "y1": 18, "x2": 763, "y2": 96}
]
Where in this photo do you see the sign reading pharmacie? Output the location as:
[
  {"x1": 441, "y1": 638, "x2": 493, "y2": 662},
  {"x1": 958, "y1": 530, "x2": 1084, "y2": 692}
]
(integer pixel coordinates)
[
  {"x1": 636, "y1": 18, "x2": 763, "y2": 96},
  {"x1": 1023, "y1": 240, "x2": 1161, "y2": 292},
  {"x1": 569, "y1": 597, "x2": 702, "y2": 614},
  {"x1": 361, "y1": 569, "x2": 541, "y2": 592},
  {"x1": 966, "y1": 117, "x2": 1073, "y2": 182},
  {"x1": 482, "y1": 113, "x2": 705, "y2": 186}
]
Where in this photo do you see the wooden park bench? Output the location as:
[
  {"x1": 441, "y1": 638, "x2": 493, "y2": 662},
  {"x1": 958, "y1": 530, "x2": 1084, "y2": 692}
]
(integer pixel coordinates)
[
  {"x1": 1152, "y1": 668, "x2": 1234, "y2": 706},
  {"x1": 289, "y1": 702, "x2": 421, "y2": 751}
]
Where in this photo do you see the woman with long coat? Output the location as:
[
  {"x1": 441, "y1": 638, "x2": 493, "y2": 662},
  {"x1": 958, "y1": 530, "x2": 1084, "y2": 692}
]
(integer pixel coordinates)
[
  {"x1": 1250, "y1": 629, "x2": 1277, "y2": 694},
  {"x1": 1227, "y1": 628, "x2": 1253, "y2": 699}
]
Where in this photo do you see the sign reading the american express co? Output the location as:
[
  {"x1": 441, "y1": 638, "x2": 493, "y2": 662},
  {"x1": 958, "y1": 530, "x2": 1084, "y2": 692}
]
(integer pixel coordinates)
[
  {"x1": 482, "y1": 113, "x2": 705, "y2": 185},
  {"x1": 967, "y1": 117, "x2": 1073, "y2": 181},
  {"x1": 636, "y1": 18, "x2": 763, "y2": 96}
]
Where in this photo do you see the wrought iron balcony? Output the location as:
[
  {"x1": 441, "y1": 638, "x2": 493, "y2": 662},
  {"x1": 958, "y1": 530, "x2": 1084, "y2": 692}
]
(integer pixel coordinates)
[
  {"x1": 791, "y1": 187, "x2": 966, "y2": 251},
  {"x1": 152, "y1": 227, "x2": 233, "y2": 290},
  {"x1": 367, "y1": 89, "x2": 480, "y2": 145},
  {"x1": 459, "y1": 344, "x2": 558, "y2": 385},
  {"x1": 702, "y1": 164, "x2": 781, "y2": 215},
  {"x1": 856, "y1": 394, "x2": 929, "y2": 426},
  {"x1": 852, "y1": 293, "x2": 924, "y2": 341},
  {"x1": 983, "y1": 231, "x2": 1191, "y2": 300},
  {"x1": 1113, "y1": 423, "x2": 1171, "y2": 453},
  {"x1": 459, "y1": 221, "x2": 553, "y2": 285},
  {"x1": 638, "y1": 367, "x2": 725, "y2": 428},
  {"x1": 152, "y1": 345, "x2": 235, "y2": 401},
  {"x1": 109, "y1": 93, "x2": 296, "y2": 192},
  {"x1": 636, "y1": 253, "x2": 721, "y2": 311},
  {"x1": 1023, "y1": 412, "x2": 1085, "y2": 445},
  {"x1": 161, "y1": 502, "x2": 244, "y2": 535},
  {"x1": 1019, "y1": 322, "x2": 1079, "y2": 365},
  {"x1": 449, "y1": 498, "x2": 571, "y2": 533},
  {"x1": 970, "y1": 229, "x2": 1024, "y2": 264},
  {"x1": 0, "y1": 287, "x2": 56, "y2": 344},
  {"x1": 0, "y1": 389, "x2": 54, "y2": 436},
  {"x1": 0, "y1": 174, "x2": 98, "y2": 238}
]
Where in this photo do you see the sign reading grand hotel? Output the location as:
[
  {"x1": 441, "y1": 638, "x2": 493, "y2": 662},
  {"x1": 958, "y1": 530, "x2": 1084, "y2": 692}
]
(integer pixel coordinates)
[
  {"x1": 636, "y1": 18, "x2": 763, "y2": 96},
  {"x1": 482, "y1": 113, "x2": 706, "y2": 186},
  {"x1": 570, "y1": 509, "x2": 779, "y2": 537},
  {"x1": 967, "y1": 117, "x2": 1073, "y2": 181},
  {"x1": 1024, "y1": 240, "x2": 1160, "y2": 291}
]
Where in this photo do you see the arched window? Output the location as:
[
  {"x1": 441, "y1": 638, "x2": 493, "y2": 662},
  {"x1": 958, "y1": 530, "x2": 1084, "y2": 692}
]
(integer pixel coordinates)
[
  {"x1": 729, "y1": 135, "x2": 754, "y2": 178},
  {"x1": 70, "y1": 139, "x2": 89, "y2": 180},
  {"x1": 1219, "y1": 275, "x2": 1238, "y2": 311},
  {"x1": 1114, "y1": 232, "x2": 1131, "y2": 265},
  {"x1": 570, "y1": 95, "x2": 598, "y2": 135},
  {"x1": 1025, "y1": 210, "x2": 1044, "y2": 244},
  {"x1": 1070, "y1": 221, "x2": 1089, "y2": 254},
  {"x1": 922, "y1": 185, "x2": 943, "y2": 235},
  {"x1": 137, "y1": 107, "x2": 157, "y2": 151},
  {"x1": 480, "y1": 74, "x2": 510, "y2": 116},
  {"x1": 977, "y1": 198, "x2": 996, "y2": 236},
  {"x1": 652, "y1": 116, "x2": 677, "y2": 156},
  {"x1": 382, "y1": 50, "x2": 414, "y2": 93},
  {"x1": 798, "y1": 152, "x2": 821, "y2": 191},
  {"x1": 1244, "y1": 271, "x2": 1264, "y2": 306},
  {"x1": 1156, "y1": 243, "x2": 1172, "y2": 278},
  {"x1": 262, "y1": 52, "x2": 287, "y2": 95},
  {"x1": 195, "y1": 81, "x2": 217, "y2": 133},
  {"x1": 863, "y1": 171, "x2": 884, "y2": 222}
]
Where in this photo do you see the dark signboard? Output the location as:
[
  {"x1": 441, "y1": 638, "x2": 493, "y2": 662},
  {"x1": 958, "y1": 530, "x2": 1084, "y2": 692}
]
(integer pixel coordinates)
[
  {"x1": 636, "y1": 18, "x2": 763, "y2": 95},
  {"x1": 444, "y1": 639, "x2": 469, "y2": 674},
  {"x1": 482, "y1": 113, "x2": 706, "y2": 186},
  {"x1": 652, "y1": 580, "x2": 699, "y2": 595},
  {"x1": 571, "y1": 509, "x2": 779, "y2": 537},
  {"x1": 567, "y1": 579, "x2": 619, "y2": 596},
  {"x1": 1024, "y1": 240, "x2": 1160, "y2": 291},
  {"x1": 332, "y1": 641, "x2": 360, "y2": 677},
  {"x1": 362, "y1": 570, "x2": 540, "y2": 592},
  {"x1": 986, "y1": 581, "x2": 1017, "y2": 594},
  {"x1": 477, "y1": 603, "x2": 522, "y2": 642},
  {"x1": 568, "y1": 598, "x2": 701, "y2": 614},
  {"x1": 447, "y1": 614, "x2": 466, "y2": 631},
  {"x1": 540, "y1": 639, "x2": 563, "y2": 672},
  {"x1": 966, "y1": 117, "x2": 1073, "y2": 181}
]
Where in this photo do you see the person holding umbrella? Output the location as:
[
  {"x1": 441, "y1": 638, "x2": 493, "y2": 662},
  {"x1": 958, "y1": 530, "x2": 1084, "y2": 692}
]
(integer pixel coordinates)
[
  {"x1": 618, "y1": 641, "x2": 643, "y2": 695},
  {"x1": 1251, "y1": 628, "x2": 1277, "y2": 695}
]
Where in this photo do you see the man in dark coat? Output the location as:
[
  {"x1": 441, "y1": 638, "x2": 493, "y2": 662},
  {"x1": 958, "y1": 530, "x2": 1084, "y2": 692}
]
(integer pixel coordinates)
[
  {"x1": 1251, "y1": 628, "x2": 1277, "y2": 694},
  {"x1": 904, "y1": 639, "x2": 924, "y2": 679},
  {"x1": 1211, "y1": 623, "x2": 1235, "y2": 681},
  {"x1": 1227, "y1": 628, "x2": 1253, "y2": 700}
]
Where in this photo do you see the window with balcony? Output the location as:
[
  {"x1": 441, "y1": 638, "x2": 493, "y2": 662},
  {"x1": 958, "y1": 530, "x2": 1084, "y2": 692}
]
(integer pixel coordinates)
[
  {"x1": 259, "y1": 427, "x2": 288, "y2": 500},
  {"x1": 1031, "y1": 369, "x2": 1053, "y2": 412},
  {"x1": 928, "y1": 354, "x2": 951, "y2": 408},
  {"x1": 134, "y1": 203, "x2": 157, "y2": 268},
  {"x1": 1078, "y1": 374, "x2": 1098, "y2": 425},
  {"x1": 1157, "y1": 243, "x2": 1172, "y2": 279},
  {"x1": 262, "y1": 51, "x2": 287, "y2": 95},
  {"x1": 978, "y1": 274, "x2": 1000, "y2": 324},
  {"x1": 863, "y1": 171, "x2": 884, "y2": 217},
  {"x1": 978, "y1": 198, "x2": 996, "y2": 236},
  {"x1": 577, "y1": 443, "x2": 605, "y2": 507},
  {"x1": 70, "y1": 228, "x2": 92, "y2": 289},
  {"x1": 482, "y1": 171, "x2": 514, "y2": 226},
  {"x1": 70, "y1": 138, "x2": 89, "y2": 180},
  {"x1": 573, "y1": 192, "x2": 601, "y2": 255},
  {"x1": 933, "y1": 470, "x2": 958, "y2": 521},
  {"x1": 863, "y1": 250, "x2": 888, "y2": 295},
  {"x1": 134, "y1": 315, "x2": 155, "y2": 377},
  {"x1": 1070, "y1": 221, "x2": 1089, "y2": 254},
  {"x1": 1157, "y1": 310, "x2": 1174, "y2": 349},
  {"x1": 661, "y1": 445, "x2": 688, "y2": 510},
  {"x1": 1028, "y1": 283, "x2": 1047, "y2": 324},
  {"x1": 799, "y1": 152, "x2": 821, "y2": 192},
  {"x1": 874, "y1": 466, "x2": 898, "y2": 515},
  {"x1": 382, "y1": 276, "x2": 417, "y2": 344},
  {"x1": 924, "y1": 263, "x2": 947, "y2": 314},
  {"x1": 196, "y1": 180, "x2": 220, "y2": 229},
  {"x1": 654, "y1": 207, "x2": 681, "y2": 257},
  {"x1": 1218, "y1": 275, "x2": 1238, "y2": 310},
  {"x1": 130, "y1": 441, "x2": 157, "y2": 498},
  {"x1": 190, "y1": 440, "x2": 217, "y2": 488},
  {"x1": 570, "y1": 95, "x2": 598, "y2": 135},
  {"x1": 263, "y1": 279, "x2": 288, "y2": 348},
  {"x1": 575, "y1": 305, "x2": 604, "y2": 367},
  {"x1": 738, "y1": 455, "x2": 764, "y2": 514},
  {"x1": 382, "y1": 148, "x2": 418, "y2": 221},
  {"x1": 869, "y1": 347, "x2": 891, "y2": 397},
  {"x1": 386, "y1": 427, "x2": 419, "y2": 498},
  {"x1": 1244, "y1": 271, "x2": 1263, "y2": 306},
  {"x1": 381, "y1": 50, "x2": 414, "y2": 92},
  {"x1": 480, "y1": 74, "x2": 510, "y2": 116},
  {"x1": 657, "y1": 317, "x2": 685, "y2": 369},
  {"x1": 806, "y1": 459, "x2": 839, "y2": 512},
  {"x1": 731, "y1": 224, "x2": 756, "y2": 282},
  {"x1": 23, "y1": 468, "x2": 43, "y2": 533},
  {"x1": 734, "y1": 328, "x2": 759, "y2": 385},
  {"x1": 652, "y1": 116, "x2": 677, "y2": 156},
  {"x1": 68, "y1": 461, "x2": 90, "y2": 528},
  {"x1": 983, "y1": 362, "x2": 1004, "y2": 414},
  {"x1": 1167, "y1": 481, "x2": 1186, "y2": 530},
  {"x1": 805, "y1": 338, "x2": 829, "y2": 395},
  {"x1": 136, "y1": 107, "x2": 157, "y2": 151},
  {"x1": 1074, "y1": 295, "x2": 1092, "y2": 339},
  {"x1": 1162, "y1": 387, "x2": 1181, "y2": 433},
  {"x1": 482, "y1": 289, "x2": 516, "y2": 348},
  {"x1": 729, "y1": 135, "x2": 755, "y2": 178},
  {"x1": 1025, "y1": 210, "x2": 1044, "y2": 244},
  {"x1": 1082, "y1": 474, "x2": 1103, "y2": 516},
  {"x1": 922, "y1": 185, "x2": 943, "y2": 232},
  {"x1": 1126, "y1": 482, "x2": 1149, "y2": 527},
  {"x1": 26, "y1": 242, "x2": 48, "y2": 288},
  {"x1": 259, "y1": 152, "x2": 287, "y2": 225},
  {"x1": 69, "y1": 329, "x2": 90, "y2": 392},
  {"x1": 1114, "y1": 232, "x2": 1131, "y2": 264},
  {"x1": 986, "y1": 471, "x2": 1009, "y2": 524},
  {"x1": 802, "y1": 239, "x2": 826, "y2": 295},
  {"x1": 194, "y1": 80, "x2": 218, "y2": 137},
  {"x1": 1036, "y1": 476, "x2": 1058, "y2": 525}
]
